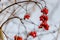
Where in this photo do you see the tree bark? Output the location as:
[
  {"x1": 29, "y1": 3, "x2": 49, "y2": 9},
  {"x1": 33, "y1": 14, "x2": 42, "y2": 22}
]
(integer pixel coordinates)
[{"x1": 0, "y1": 28, "x2": 4, "y2": 40}]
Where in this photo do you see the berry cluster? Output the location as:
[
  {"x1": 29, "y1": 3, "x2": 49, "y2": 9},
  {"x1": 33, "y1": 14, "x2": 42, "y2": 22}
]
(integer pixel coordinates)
[
  {"x1": 39, "y1": 7, "x2": 49, "y2": 30},
  {"x1": 24, "y1": 14, "x2": 30, "y2": 20},
  {"x1": 14, "y1": 35, "x2": 22, "y2": 40},
  {"x1": 29, "y1": 31, "x2": 37, "y2": 38}
]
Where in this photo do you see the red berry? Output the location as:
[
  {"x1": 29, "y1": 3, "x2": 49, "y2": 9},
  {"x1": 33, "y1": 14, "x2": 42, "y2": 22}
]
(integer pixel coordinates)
[
  {"x1": 38, "y1": 25, "x2": 43, "y2": 28},
  {"x1": 40, "y1": 15, "x2": 44, "y2": 21},
  {"x1": 24, "y1": 14, "x2": 30, "y2": 19},
  {"x1": 44, "y1": 23, "x2": 49, "y2": 30},
  {"x1": 40, "y1": 22, "x2": 45, "y2": 26},
  {"x1": 41, "y1": 7, "x2": 48, "y2": 14},
  {"x1": 29, "y1": 31, "x2": 37, "y2": 38},
  {"x1": 40, "y1": 14, "x2": 48, "y2": 21},
  {"x1": 40, "y1": 22, "x2": 49, "y2": 30},
  {"x1": 14, "y1": 35, "x2": 22, "y2": 40}
]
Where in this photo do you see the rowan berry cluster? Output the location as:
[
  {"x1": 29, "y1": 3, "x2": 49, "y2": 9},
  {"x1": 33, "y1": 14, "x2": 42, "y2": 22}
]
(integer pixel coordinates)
[{"x1": 39, "y1": 7, "x2": 49, "y2": 30}]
